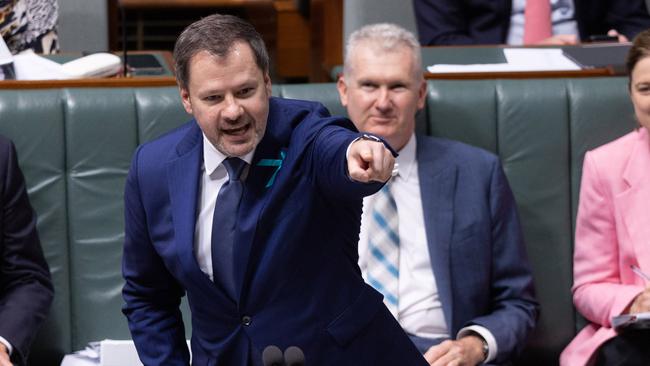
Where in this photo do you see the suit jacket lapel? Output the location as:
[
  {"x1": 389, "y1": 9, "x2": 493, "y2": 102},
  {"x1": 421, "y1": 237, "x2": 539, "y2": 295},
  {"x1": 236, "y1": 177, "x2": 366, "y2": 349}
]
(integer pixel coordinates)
[
  {"x1": 235, "y1": 99, "x2": 289, "y2": 301},
  {"x1": 617, "y1": 129, "x2": 650, "y2": 272},
  {"x1": 166, "y1": 122, "x2": 209, "y2": 284},
  {"x1": 234, "y1": 138, "x2": 281, "y2": 300},
  {"x1": 417, "y1": 136, "x2": 458, "y2": 333}
]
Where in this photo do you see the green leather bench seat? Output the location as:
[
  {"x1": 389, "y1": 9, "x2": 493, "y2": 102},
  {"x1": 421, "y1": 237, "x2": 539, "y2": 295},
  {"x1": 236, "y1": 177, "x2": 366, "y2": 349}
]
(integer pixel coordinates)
[{"x1": 0, "y1": 78, "x2": 635, "y2": 365}]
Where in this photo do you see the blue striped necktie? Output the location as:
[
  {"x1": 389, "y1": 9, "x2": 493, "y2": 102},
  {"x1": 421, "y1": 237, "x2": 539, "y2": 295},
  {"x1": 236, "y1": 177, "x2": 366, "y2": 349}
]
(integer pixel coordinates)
[
  {"x1": 211, "y1": 157, "x2": 247, "y2": 299},
  {"x1": 366, "y1": 183, "x2": 400, "y2": 319}
]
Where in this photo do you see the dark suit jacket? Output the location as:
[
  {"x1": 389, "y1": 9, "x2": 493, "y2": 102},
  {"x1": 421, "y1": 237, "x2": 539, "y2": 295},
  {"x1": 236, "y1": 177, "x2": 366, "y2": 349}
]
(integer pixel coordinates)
[
  {"x1": 0, "y1": 136, "x2": 53, "y2": 366},
  {"x1": 416, "y1": 135, "x2": 538, "y2": 363},
  {"x1": 414, "y1": 0, "x2": 650, "y2": 45},
  {"x1": 122, "y1": 98, "x2": 428, "y2": 366}
]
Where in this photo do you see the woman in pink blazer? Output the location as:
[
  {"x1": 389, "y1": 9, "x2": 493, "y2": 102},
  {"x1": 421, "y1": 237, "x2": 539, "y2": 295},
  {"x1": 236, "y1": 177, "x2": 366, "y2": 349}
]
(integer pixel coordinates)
[{"x1": 561, "y1": 29, "x2": 650, "y2": 366}]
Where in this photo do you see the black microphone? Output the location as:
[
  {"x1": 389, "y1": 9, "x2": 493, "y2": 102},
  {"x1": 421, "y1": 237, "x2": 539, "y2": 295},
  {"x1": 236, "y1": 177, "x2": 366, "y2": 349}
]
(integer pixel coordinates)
[
  {"x1": 262, "y1": 345, "x2": 284, "y2": 366},
  {"x1": 284, "y1": 346, "x2": 305, "y2": 366}
]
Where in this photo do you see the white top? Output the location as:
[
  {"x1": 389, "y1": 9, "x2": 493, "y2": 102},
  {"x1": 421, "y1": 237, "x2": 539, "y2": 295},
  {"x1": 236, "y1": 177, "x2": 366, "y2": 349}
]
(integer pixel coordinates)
[
  {"x1": 507, "y1": 0, "x2": 579, "y2": 45},
  {"x1": 0, "y1": 336, "x2": 11, "y2": 356},
  {"x1": 194, "y1": 134, "x2": 254, "y2": 281},
  {"x1": 358, "y1": 134, "x2": 497, "y2": 362}
]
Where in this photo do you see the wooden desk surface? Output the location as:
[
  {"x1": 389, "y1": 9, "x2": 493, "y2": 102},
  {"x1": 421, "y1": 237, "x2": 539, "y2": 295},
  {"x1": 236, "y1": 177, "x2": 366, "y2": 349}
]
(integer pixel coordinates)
[
  {"x1": 119, "y1": 0, "x2": 270, "y2": 8},
  {"x1": 0, "y1": 76, "x2": 177, "y2": 89}
]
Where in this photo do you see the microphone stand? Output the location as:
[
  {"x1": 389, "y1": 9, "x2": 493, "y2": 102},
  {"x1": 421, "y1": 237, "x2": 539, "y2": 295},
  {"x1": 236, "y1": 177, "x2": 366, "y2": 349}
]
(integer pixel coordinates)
[{"x1": 118, "y1": 0, "x2": 128, "y2": 77}]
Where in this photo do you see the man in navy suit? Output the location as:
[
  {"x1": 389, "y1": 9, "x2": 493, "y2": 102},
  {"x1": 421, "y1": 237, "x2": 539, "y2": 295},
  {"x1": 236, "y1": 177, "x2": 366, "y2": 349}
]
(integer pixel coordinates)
[
  {"x1": 122, "y1": 14, "x2": 428, "y2": 366},
  {"x1": 413, "y1": 0, "x2": 650, "y2": 46},
  {"x1": 0, "y1": 135, "x2": 53, "y2": 366},
  {"x1": 337, "y1": 23, "x2": 539, "y2": 365}
]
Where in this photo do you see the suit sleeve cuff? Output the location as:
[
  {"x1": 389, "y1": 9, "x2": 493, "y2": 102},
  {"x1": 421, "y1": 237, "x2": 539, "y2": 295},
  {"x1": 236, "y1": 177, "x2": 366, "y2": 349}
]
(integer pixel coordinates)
[
  {"x1": 457, "y1": 325, "x2": 497, "y2": 364},
  {"x1": 0, "y1": 336, "x2": 13, "y2": 356}
]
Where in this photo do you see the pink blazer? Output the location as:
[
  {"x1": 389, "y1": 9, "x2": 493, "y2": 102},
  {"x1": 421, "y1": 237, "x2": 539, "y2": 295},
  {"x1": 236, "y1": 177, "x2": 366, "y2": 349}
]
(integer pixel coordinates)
[{"x1": 561, "y1": 128, "x2": 650, "y2": 366}]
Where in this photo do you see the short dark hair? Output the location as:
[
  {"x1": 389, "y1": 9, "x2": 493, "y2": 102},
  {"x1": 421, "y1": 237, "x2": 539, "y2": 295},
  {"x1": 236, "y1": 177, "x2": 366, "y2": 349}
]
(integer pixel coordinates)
[
  {"x1": 626, "y1": 29, "x2": 650, "y2": 82},
  {"x1": 173, "y1": 13, "x2": 269, "y2": 90}
]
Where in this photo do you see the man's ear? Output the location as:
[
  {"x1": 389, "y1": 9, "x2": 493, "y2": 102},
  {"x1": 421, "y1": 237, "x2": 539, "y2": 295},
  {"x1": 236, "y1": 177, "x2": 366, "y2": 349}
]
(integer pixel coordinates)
[
  {"x1": 180, "y1": 87, "x2": 193, "y2": 115},
  {"x1": 417, "y1": 78, "x2": 427, "y2": 110},
  {"x1": 337, "y1": 76, "x2": 349, "y2": 106},
  {"x1": 264, "y1": 72, "x2": 272, "y2": 97}
]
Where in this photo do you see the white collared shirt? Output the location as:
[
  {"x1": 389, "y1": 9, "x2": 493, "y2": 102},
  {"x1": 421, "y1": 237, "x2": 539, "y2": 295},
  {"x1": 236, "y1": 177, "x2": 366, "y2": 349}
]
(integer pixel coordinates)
[
  {"x1": 0, "y1": 337, "x2": 11, "y2": 356},
  {"x1": 194, "y1": 134, "x2": 254, "y2": 280},
  {"x1": 358, "y1": 133, "x2": 497, "y2": 362}
]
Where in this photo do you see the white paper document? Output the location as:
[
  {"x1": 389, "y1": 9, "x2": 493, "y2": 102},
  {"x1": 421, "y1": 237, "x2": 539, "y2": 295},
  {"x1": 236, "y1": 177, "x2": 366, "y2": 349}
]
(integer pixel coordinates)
[
  {"x1": 13, "y1": 51, "x2": 71, "y2": 80},
  {"x1": 60, "y1": 339, "x2": 191, "y2": 366},
  {"x1": 11, "y1": 51, "x2": 122, "y2": 80},
  {"x1": 427, "y1": 48, "x2": 581, "y2": 73}
]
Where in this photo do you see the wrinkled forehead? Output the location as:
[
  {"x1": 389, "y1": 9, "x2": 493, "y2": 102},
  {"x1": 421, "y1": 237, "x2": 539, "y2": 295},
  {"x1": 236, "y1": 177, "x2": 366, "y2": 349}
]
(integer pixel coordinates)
[
  {"x1": 197, "y1": 41, "x2": 259, "y2": 66},
  {"x1": 185, "y1": 48, "x2": 267, "y2": 92}
]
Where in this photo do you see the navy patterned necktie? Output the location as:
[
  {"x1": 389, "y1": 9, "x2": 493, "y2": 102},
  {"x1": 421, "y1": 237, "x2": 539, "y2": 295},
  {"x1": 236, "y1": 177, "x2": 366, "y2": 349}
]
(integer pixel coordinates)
[{"x1": 211, "y1": 157, "x2": 247, "y2": 298}]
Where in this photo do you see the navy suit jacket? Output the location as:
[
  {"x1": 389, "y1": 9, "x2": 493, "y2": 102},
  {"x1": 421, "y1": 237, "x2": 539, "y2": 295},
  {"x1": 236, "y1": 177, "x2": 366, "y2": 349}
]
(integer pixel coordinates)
[
  {"x1": 414, "y1": 0, "x2": 650, "y2": 45},
  {"x1": 0, "y1": 136, "x2": 53, "y2": 366},
  {"x1": 416, "y1": 135, "x2": 538, "y2": 364},
  {"x1": 122, "y1": 98, "x2": 427, "y2": 366}
]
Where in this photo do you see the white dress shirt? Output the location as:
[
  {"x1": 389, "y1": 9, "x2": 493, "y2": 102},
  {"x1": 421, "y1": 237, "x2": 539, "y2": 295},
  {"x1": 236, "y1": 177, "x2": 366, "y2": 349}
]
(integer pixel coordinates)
[
  {"x1": 0, "y1": 336, "x2": 11, "y2": 356},
  {"x1": 507, "y1": 0, "x2": 579, "y2": 45},
  {"x1": 358, "y1": 133, "x2": 497, "y2": 362},
  {"x1": 194, "y1": 134, "x2": 254, "y2": 280}
]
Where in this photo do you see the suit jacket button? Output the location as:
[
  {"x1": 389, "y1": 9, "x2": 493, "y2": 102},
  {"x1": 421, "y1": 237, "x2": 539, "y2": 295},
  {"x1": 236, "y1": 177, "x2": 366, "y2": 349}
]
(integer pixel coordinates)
[{"x1": 242, "y1": 315, "x2": 252, "y2": 326}]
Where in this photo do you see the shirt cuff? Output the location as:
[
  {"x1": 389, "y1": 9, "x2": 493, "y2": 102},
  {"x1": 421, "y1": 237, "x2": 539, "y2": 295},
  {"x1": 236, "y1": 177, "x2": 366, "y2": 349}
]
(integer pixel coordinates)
[
  {"x1": 344, "y1": 136, "x2": 361, "y2": 162},
  {"x1": 457, "y1": 325, "x2": 497, "y2": 364},
  {"x1": 0, "y1": 336, "x2": 13, "y2": 356}
]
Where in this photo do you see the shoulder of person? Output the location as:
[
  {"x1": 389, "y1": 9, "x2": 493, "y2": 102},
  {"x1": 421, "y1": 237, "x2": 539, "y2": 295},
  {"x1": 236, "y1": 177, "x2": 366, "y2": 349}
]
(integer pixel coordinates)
[
  {"x1": 271, "y1": 97, "x2": 332, "y2": 118},
  {"x1": 587, "y1": 129, "x2": 644, "y2": 165}
]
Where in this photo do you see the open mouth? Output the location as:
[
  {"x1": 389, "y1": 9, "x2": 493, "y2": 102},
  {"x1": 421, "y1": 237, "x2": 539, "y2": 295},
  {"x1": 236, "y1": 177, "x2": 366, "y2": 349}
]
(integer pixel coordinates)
[{"x1": 222, "y1": 123, "x2": 250, "y2": 136}]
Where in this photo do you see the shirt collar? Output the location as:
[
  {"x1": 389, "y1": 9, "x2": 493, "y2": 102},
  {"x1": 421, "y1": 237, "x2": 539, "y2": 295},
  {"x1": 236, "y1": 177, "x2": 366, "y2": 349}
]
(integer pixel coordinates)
[
  {"x1": 202, "y1": 134, "x2": 255, "y2": 175},
  {"x1": 394, "y1": 133, "x2": 417, "y2": 181}
]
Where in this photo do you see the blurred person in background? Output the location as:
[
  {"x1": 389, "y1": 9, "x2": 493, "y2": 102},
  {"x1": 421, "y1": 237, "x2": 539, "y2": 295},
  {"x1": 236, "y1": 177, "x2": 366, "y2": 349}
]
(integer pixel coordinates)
[
  {"x1": 414, "y1": 0, "x2": 650, "y2": 46},
  {"x1": 0, "y1": 0, "x2": 58, "y2": 54},
  {"x1": 0, "y1": 135, "x2": 54, "y2": 366}
]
